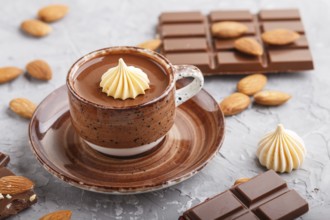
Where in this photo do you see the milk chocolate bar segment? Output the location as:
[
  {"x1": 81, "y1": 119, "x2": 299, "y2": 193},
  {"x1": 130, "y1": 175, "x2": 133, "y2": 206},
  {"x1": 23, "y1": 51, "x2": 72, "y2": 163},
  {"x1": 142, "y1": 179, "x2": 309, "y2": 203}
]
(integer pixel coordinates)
[
  {"x1": 259, "y1": 9, "x2": 301, "y2": 21},
  {"x1": 186, "y1": 191, "x2": 245, "y2": 219},
  {"x1": 234, "y1": 212, "x2": 259, "y2": 220},
  {"x1": 163, "y1": 38, "x2": 208, "y2": 52},
  {"x1": 216, "y1": 51, "x2": 263, "y2": 72},
  {"x1": 256, "y1": 190, "x2": 309, "y2": 219},
  {"x1": 179, "y1": 170, "x2": 308, "y2": 220},
  {"x1": 234, "y1": 169, "x2": 286, "y2": 206},
  {"x1": 161, "y1": 24, "x2": 207, "y2": 38},
  {"x1": 160, "y1": 11, "x2": 204, "y2": 24},
  {"x1": 262, "y1": 21, "x2": 305, "y2": 34},
  {"x1": 165, "y1": 53, "x2": 211, "y2": 70},
  {"x1": 210, "y1": 10, "x2": 253, "y2": 21},
  {"x1": 268, "y1": 49, "x2": 314, "y2": 70}
]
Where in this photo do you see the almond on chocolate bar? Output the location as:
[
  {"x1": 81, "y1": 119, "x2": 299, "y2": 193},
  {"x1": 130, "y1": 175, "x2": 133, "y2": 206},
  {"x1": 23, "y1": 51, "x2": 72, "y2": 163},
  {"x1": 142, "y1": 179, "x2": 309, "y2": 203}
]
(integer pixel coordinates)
[
  {"x1": 0, "y1": 176, "x2": 34, "y2": 195},
  {"x1": 234, "y1": 37, "x2": 263, "y2": 56},
  {"x1": 211, "y1": 21, "x2": 248, "y2": 38},
  {"x1": 262, "y1": 29, "x2": 300, "y2": 45}
]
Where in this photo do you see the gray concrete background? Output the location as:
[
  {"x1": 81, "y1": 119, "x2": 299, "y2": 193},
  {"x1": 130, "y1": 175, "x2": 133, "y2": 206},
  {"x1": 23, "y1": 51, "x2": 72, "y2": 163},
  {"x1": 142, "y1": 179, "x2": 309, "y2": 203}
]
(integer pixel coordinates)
[{"x1": 1, "y1": 0, "x2": 330, "y2": 219}]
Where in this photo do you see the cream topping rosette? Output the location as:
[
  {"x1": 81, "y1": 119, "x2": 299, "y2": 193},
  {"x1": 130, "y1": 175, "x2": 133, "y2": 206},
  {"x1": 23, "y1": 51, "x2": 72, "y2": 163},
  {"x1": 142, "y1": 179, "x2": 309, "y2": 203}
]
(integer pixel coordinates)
[
  {"x1": 100, "y1": 58, "x2": 150, "y2": 100},
  {"x1": 256, "y1": 124, "x2": 306, "y2": 173}
]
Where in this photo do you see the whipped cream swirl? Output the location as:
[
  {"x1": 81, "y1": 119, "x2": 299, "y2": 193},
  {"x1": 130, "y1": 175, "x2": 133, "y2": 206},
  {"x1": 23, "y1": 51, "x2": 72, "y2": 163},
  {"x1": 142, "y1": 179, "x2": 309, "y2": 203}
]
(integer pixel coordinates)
[{"x1": 100, "y1": 58, "x2": 150, "y2": 100}]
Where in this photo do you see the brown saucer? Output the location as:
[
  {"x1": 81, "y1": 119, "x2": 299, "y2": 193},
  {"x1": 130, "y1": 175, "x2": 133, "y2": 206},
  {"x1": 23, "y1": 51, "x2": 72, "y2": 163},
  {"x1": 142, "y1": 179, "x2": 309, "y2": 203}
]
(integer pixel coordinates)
[{"x1": 29, "y1": 83, "x2": 225, "y2": 194}]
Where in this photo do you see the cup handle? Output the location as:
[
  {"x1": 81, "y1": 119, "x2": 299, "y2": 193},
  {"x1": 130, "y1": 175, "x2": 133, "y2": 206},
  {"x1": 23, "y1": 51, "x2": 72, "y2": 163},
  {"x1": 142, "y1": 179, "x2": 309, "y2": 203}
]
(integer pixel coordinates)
[{"x1": 173, "y1": 65, "x2": 204, "y2": 106}]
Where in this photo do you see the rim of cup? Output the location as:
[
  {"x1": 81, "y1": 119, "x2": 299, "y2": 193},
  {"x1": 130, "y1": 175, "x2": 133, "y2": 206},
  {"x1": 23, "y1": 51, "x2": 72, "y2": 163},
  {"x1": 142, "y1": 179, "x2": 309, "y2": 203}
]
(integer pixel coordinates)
[{"x1": 66, "y1": 46, "x2": 175, "y2": 110}]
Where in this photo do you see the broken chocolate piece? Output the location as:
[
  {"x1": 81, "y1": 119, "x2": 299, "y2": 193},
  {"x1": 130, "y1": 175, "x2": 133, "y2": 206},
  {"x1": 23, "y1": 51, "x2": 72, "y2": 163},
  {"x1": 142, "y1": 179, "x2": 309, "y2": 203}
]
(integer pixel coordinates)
[
  {"x1": 159, "y1": 9, "x2": 314, "y2": 75},
  {"x1": 0, "y1": 152, "x2": 37, "y2": 219},
  {"x1": 0, "y1": 153, "x2": 9, "y2": 168},
  {"x1": 179, "y1": 170, "x2": 308, "y2": 220}
]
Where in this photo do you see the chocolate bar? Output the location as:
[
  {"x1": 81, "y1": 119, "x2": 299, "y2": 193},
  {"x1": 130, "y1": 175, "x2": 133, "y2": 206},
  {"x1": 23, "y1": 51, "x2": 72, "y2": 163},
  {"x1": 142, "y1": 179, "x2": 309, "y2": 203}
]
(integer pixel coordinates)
[
  {"x1": 179, "y1": 170, "x2": 308, "y2": 220},
  {"x1": 158, "y1": 9, "x2": 314, "y2": 75},
  {"x1": 0, "y1": 152, "x2": 37, "y2": 219}
]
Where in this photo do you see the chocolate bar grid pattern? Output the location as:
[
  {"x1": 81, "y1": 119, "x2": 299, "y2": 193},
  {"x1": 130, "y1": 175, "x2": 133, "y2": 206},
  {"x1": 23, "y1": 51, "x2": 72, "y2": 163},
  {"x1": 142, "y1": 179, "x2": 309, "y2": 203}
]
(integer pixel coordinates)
[
  {"x1": 159, "y1": 9, "x2": 314, "y2": 75},
  {"x1": 180, "y1": 170, "x2": 308, "y2": 220}
]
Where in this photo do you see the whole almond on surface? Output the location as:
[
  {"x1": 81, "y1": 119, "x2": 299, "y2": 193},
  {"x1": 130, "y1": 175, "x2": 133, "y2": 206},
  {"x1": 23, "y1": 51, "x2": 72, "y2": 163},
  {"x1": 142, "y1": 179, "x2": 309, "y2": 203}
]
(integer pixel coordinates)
[
  {"x1": 0, "y1": 67, "x2": 24, "y2": 84},
  {"x1": 220, "y1": 93, "x2": 250, "y2": 116},
  {"x1": 254, "y1": 90, "x2": 291, "y2": 106},
  {"x1": 0, "y1": 176, "x2": 34, "y2": 195},
  {"x1": 26, "y1": 60, "x2": 52, "y2": 80},
  {"x1": 234, "y1": 37, "x2": 263, "y2": 56},
  {"x1": 38, "y1": 4, "x2": 69, "y2": 22},
  {"x1": 234, "y1": 177, "x2": 250, "y2": 186},
  {"x1": 237, "y1": 74, "x2": 267, "y2": 95},
  {"x1": 211, "y1": 21, "x2": 248, "y2": 38},
  {"x1": 137, "y1": 39, "x2": 162, "y2": 51},
  {"x1": 21, "y1": 19, "x2": 52, "y2": 37},
  {"x1": 9, "y1": 98, "x2": 36, "y2": 119},
  {"x1": 39, "y1": 210, "x2": 72, "y2": 220},
  {"x1": 262, "y1": 29, "x2": 300, "y2": 45}
]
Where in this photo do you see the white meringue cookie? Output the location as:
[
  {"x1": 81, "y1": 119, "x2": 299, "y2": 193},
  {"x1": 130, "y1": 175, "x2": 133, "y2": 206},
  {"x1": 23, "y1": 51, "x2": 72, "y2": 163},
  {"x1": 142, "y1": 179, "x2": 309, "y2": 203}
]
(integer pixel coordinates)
[{"x1": 256, "y1": 124, "x2": 306, "y2": 173}]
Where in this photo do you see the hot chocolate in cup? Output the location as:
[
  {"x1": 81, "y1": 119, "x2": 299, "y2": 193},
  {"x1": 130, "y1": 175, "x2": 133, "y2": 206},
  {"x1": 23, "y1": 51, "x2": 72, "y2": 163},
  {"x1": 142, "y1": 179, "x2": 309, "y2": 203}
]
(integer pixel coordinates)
[{"x1": 67, "y1": 46, "x2": 204, "y2": 157}]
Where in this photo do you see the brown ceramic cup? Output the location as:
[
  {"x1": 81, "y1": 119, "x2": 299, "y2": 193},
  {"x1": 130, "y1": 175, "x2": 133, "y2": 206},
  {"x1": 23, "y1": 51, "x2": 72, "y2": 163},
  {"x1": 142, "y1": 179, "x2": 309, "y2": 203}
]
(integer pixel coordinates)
[{"x1": 67, "y1": 46, "x2": 204, "y2": 157}]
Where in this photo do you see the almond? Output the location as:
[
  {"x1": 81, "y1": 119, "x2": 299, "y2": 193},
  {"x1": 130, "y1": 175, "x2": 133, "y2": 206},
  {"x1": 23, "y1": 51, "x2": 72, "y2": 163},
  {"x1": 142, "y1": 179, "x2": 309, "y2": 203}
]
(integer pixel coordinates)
[
  {"x1": 26, "y1": 60, "x2": 52, "y2": 80},
  {"x1": 137, "y1": 39, "x2": 162, "y2": 51},
  {"x1": 211, "y1": 21, "x2": 248, "y2": 38},
  {"x1": 254, "y1": 90, "x2": 291, "y2": 106},
  {"x1": 21, "y1": 19, "x2": 52, "y2": 37},
  {"x1": 234, "y1": 37, "x2": 263, "y2": 56},
  {"x1": 39, "y1": 210, "x2": 72, "y2": 220},
  {"x1": 261, "y1": 29, "x2": 300, "y2": 45},
  {"x1": 0, "y1": 176, "x2": 34, "y2": 195},
  {"x1": 220, "y1": 93, "x2": 250, "y2": 116},
  {"x1": 234, "y1": 178, "x2": 250, "y2": 186},
  {"x1": 237, "y1": 74, "x2": 267, "y2": 96},
  {"x1": 9, "y1": 98, "x2": 36, "y2": 119},
  {"x1": 0, "y1": 67, "x2": 24, "y2": 84},
  {"x1": 38, "y1": 4, "x2": 69, "y2": 22}
]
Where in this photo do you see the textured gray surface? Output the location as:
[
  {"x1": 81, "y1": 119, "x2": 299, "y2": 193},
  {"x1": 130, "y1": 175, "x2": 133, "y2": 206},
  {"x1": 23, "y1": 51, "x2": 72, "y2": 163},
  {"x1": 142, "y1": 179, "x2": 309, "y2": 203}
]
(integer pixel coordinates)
[{"x1": 0, "y1": 0, "x2": 330, "y2": 219}]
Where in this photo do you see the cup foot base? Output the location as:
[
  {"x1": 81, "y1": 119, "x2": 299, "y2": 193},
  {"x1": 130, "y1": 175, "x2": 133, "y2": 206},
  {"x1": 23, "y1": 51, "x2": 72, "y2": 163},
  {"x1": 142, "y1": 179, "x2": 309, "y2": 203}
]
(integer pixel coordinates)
[{"x1": 84, "y1": 136, "x2": 166, "y2": 157}]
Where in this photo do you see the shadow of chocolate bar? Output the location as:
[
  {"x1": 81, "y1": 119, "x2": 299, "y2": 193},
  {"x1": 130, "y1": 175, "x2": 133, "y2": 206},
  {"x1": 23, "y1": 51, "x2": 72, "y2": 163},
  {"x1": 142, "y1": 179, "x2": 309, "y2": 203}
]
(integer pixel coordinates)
[
  {"x1": 158, "y1": 9, "x2": 314, "y2": 75},
  {"x1": 179, "y1": 170, "x2": 308, "y2": 220}
]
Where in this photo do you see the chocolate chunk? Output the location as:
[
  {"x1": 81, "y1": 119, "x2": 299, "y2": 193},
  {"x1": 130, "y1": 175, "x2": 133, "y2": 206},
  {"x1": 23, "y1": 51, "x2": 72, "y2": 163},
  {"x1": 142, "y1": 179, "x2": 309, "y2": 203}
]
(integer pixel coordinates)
[
  {"x1": 0, "y1": 153, "x2": 37, "y2": 219},
  {"x1": 0, "y1": 153, "x2": 9, "y2": 168},
  {"x1": 179, "y1": 170, "x2": 308, "y2": 220},
  {"x1": 158, "y1": 9, "x2": 314, "y2": 75}
]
